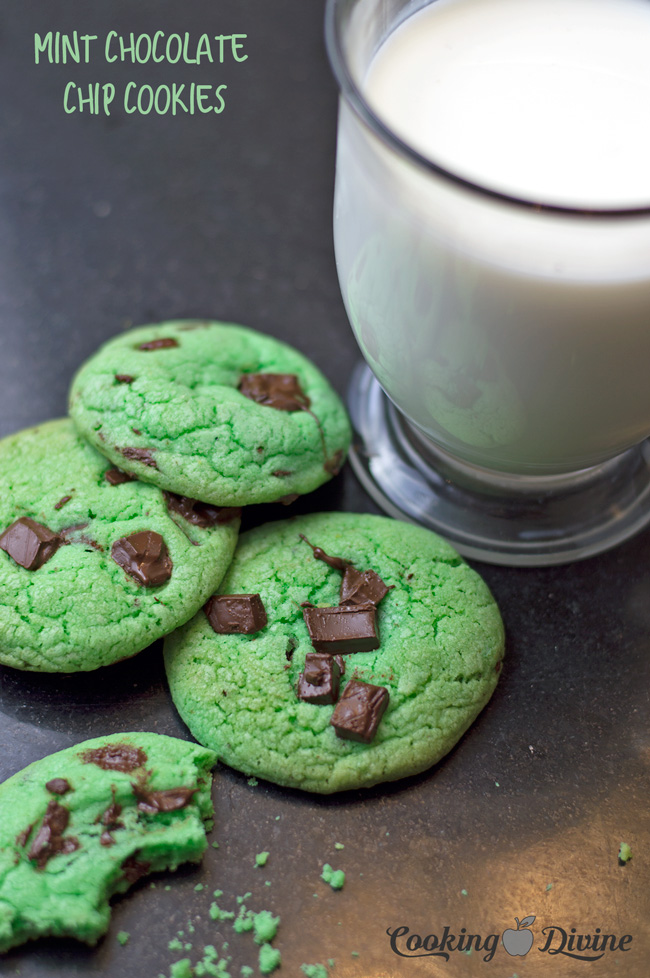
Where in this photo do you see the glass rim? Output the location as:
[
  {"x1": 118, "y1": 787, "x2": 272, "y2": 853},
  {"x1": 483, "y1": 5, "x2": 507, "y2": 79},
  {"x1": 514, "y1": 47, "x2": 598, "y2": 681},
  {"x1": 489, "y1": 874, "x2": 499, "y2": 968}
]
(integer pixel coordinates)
[{"x1": 324, "y1": 0, "x2": 650, "y2": 218}]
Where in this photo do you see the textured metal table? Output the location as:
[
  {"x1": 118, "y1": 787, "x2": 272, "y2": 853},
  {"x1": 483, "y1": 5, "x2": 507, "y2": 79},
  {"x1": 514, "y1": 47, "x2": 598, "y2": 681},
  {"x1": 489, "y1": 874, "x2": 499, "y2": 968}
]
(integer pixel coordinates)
[{"x1": 0, "y1": 2, "x2": 648, "y2": 976}]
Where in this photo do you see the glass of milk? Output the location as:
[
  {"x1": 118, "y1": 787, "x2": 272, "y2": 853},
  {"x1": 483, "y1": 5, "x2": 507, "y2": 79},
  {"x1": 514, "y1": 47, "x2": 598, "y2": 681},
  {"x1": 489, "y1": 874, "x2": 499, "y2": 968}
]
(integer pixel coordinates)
[{"x1": 326, "y1": 0, "x2": 650, "y2": 565}]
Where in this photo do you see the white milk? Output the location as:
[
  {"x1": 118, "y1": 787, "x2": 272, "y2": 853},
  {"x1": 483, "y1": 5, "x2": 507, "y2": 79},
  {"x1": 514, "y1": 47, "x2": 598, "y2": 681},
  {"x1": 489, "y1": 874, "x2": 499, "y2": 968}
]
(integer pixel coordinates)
[{"x1": 333, "y1": 0, "x2": 650, "y2": 473}]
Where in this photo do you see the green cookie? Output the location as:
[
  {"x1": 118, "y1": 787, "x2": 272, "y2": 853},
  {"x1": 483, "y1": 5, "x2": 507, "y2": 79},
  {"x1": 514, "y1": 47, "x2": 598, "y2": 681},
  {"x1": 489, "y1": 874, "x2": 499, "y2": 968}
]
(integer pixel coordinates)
[
  {"x1": 0, "y1": 419, "x2": 239, "y2": 671},
  {"x1": 164, "y1": 513, "x2": 505, "y2": 793},
  {"x1": 69, "y1": 321, "x2": 351, "y2": 506},
  {"x1": 0, "y1": 732, "x2": 216, "y2": 953}
]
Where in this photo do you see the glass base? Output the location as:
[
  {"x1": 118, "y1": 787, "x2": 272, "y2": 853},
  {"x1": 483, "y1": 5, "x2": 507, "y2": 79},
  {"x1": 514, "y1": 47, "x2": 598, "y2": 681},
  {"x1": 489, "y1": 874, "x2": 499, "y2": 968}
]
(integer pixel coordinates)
[{"x1": 347, "y1": 362, "x2": 650, "y2": 566}]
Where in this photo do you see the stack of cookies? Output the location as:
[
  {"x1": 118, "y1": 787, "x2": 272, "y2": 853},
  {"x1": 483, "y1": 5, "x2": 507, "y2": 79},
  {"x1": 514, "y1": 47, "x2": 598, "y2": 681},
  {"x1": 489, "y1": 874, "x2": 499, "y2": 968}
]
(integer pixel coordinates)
[
  {"x1": 0, "y1": 320, "x2": 504, "y2": 793},
  {"x1": 0, "y1": 320, "x2": 505, "y2": 953}
]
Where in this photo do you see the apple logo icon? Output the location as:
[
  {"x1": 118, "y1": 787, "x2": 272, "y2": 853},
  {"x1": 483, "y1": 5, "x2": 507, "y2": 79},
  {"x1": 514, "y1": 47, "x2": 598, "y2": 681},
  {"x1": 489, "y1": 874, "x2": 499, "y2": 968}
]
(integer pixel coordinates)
[{"x1": 502, "y1": 915, "x2": 536, "y2": 956}]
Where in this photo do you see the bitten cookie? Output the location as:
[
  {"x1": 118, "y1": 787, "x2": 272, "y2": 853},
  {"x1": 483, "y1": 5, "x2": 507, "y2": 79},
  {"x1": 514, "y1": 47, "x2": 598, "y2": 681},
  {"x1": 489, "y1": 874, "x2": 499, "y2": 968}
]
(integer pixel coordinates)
[
  {"x1": 164, "y1": 513, "x2": 505, "y2": 793},
  {"x1": 0, "y1": 419, "x2": 239, "y2": 671},
  {"x1": 68, "y1": 321, "x2": 351, "y2": 506},
  {"x1": 0, "y1": 732, "x2": 216, "y2": 953}
]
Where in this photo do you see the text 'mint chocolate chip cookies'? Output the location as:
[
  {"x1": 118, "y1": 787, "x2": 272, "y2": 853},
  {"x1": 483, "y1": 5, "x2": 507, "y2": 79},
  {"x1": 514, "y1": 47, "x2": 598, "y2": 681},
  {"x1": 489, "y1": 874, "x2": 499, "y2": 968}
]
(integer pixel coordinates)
[
  {"x1": 0, "y1": 419, "x2": 239, "y2": 671},
  {"x1": 164, "y1": 513, "x2": 505, "y2": 793},
  {"x1": 69, "y1": 321, "x2": 352, "y2": 506}
]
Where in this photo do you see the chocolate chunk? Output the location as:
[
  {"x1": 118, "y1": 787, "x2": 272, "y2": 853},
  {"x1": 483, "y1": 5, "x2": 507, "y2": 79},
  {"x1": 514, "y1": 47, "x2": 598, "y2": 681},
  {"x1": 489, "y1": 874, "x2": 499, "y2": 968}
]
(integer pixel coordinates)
[
  {"x1": 297, "y1": 653, "x2": 341, "y2": 705},
  {"x1": 45, "y1": 778, "x2": 72, "y2": 795},
  {"x1": 204, "y1": 593, "x2": 267, "y2": 634},
  {"x1": 238, "y1": 373, "x2": 310, "y2": 412},
  {"x1": 115, "y1": 374, "x2": 135, "y2": 383},
  {"x1": 164, "y1": 491, "x2": 240, "y2": 528},
  {"x1": 80, "y1": 743, "x2": 147, "y2": 773},
  {"x1": 340, "y1": 565, "x2": 392, "y2": 607},
  {"x1": 133, "y1": 785, "x2": 196, "y2": 814},
  {"x1": 105, "y1": 468, "x2": 136, "y2": 485},
  {"x1": 299, "y1": 534, "x2": 351, "y2": 573},
  {"x1": 54, "y1": 495, "x2": 72, "y2": 510},
  {"x1": 118, "y1": 446, "x2": 158, "y2": 468},
  {"x1": 0, "y1": 517, "x2": 61, "y2": 570},
  {"x1": 15, "y1": 823, "x2": 34, "y2": 848},
  {"x1": 28, "y1": 800, "x2": 80, "y2": 869},
  {"x1": 121, "y1": 853, "x2": 151, "y2": 884},
  {"x1": 111, "y1": 531, "x2": 173, "y2": 586},
  {"x1": 137, "y1": 338, "x2": 179, "y2": 351},
  {"x1": 302, "y1": 604, "x2": 379, "y2": 654},
  {"x1": 330, "y1": 680, "x2": 389, "y2": 743},
  {"x1": 324, "y1": 449, "x2": 344, "y2": 476},
  {"x1": 132, "y1": 427, "x2": 142, "y2": 435},
  {"x1": 277, "y1": 493, "x2": 300, "y2": 506},
  {"x1": 97, "y1": 787, "x2": 124, "y2": 844},
  {"x1": 272, "y1": 470, "x2": 292, "y2": 478}
]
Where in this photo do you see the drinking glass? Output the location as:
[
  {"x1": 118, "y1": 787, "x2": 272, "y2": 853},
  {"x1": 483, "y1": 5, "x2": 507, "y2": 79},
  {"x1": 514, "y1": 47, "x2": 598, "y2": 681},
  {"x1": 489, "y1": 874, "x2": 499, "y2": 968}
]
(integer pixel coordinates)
[{"x1": 325, "y1": 0, "x2": 650, "y2": 565}]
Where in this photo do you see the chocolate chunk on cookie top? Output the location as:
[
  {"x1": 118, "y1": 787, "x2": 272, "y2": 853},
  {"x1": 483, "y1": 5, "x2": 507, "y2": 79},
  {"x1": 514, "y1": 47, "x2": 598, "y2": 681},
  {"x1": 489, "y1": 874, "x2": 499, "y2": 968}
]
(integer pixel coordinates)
[
  {"x1": 111, "y1": 531, "x2": 173, "y2": 587},
  {"x1": 0, "y1": 518, "x2": 61, "y2": 570},
  {"x1": 238, "y1": 372, "x2": 310, "y2": 411},
  {"x1": 302, "y1": 604, "x2": 379, "y2": 654},
  {"x1": 69, "y1": 321, "x2": 351, "y2": 506},
  {"x1": 164, "y1": 512, "x2": 505, "y2": 793},
  {"x1": 0, "y1": 732, "x2": 217, "y2": 953},
  {"x1": 330, "y1": 680, "x2": 389, "y2": 743},
  {"x1": 0, "y1": 419, "x2": 239, "y2": 672},
  {"x1": 204, "y1": 593, "x2": 267, "y2": 634}
]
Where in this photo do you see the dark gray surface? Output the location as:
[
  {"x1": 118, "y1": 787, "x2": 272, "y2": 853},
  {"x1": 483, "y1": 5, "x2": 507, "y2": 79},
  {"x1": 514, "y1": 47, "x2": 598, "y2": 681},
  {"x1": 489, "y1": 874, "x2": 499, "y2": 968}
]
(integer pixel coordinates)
[{"x1": 0, "y1": 2, "x2": 648, "y2": 976}]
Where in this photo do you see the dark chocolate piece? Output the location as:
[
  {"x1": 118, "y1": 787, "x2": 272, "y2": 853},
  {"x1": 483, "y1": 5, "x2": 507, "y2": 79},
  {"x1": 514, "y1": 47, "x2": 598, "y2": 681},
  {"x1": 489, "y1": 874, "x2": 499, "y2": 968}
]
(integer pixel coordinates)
[
  {"x1": 330, "y1": 680, "x2": 389, "y2": 743},
  {"x1": 324, "y1": 449, "x2": 344, "y2": 476},
  {"x1": 118, "y1": 446, "x2": 158, "y2": 468},
  {"x1": 299, "y1": 534, "x2": 350, "y2": 573},
  {"x1": 137, "y1": 338, "x2": 179, "y2": 351},
  {"x1": 121, "y1": 853, "x2": 151, "y2": 883},
  {"x1": 115, "y1": 374, "x2": 135, "y2": 383},
  {"x1": 164, "y1": 491, "x2": 240, "y2": 528},
  {"x1": 277, "y1": 493, "x2": 300, "y2": 506},
  {"x1": 272, "y1": 470, "x2": 292, "y2": 478},
  {"x1": 45, "y1": 778, "x2": 72, "y2": 795},
  {"x1": 54, "y1": 495, "x2": 72, "y2": 510},
  {"x1": 302, "y1": 604, "x2": 379, "y2": 654},
  {"x1": 132, "y1": 428, "x2": 142, "y2": 435},
  {"x1": 105, "y1": 467, "x2": 136, "y2": 485},
  {"x1": 238, "y1": 373, "x2": 310, "y2": 412},
  {"x1": 133, "y1": 785, "x2": 196, "y2": 814},
  {"x1": 204, "y1": 593, "x2": 267, "y2": 634},
  {"x1": 15, "y1": 823, "x2": 34, "y2": 848},
  {"x1": 98, "y1": 787, "x2": 124, "y2": 844},
  {"x1": 297, "y1": 653, "x2": 341, "y2": 705},
  {"x1": 28, "y1": 800, "x2": 80, "y2": 869},
  {"x1": 0, "y1": 517, "x2": 61, "y2": 570},
  {"x1": 340, "y1": 565, "x2": 392, "y2": 607},
  {"x1": 80, "y1": 743, "x2": 147, "y2": 773},
  {"x1": 111, "y1": 531, "x2": 173, "y2": 587}
]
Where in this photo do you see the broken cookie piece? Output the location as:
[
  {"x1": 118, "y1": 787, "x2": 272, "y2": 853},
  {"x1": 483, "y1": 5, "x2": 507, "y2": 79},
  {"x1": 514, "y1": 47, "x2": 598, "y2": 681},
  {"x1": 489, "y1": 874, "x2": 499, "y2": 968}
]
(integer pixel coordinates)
[{"x1": 0, "y1": 732, "x2": 217, "y2": 953}]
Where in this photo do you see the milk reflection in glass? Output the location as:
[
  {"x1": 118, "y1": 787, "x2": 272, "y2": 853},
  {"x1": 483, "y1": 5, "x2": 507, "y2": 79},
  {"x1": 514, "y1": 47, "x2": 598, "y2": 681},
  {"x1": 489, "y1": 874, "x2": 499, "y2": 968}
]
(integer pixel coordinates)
[{"x1": 334, "y1": 0, "x2": 650, "y2": 474}]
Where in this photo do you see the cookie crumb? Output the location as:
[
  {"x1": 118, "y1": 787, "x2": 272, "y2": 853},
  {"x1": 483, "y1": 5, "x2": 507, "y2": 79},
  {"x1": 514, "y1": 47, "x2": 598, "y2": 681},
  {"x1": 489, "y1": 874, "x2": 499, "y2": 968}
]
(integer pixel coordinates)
[
  {"x1": 301, "y1": 966, "x2": 328, "y2": 978},
  {"x1": 321, "y1": 864, "x2": 345, "y2": 890},
  {"x1": 258, "y1": 943, "x2": 281, "y2": 974},
  {"x1": 252, "y1": 910, "x2": 280, "y2": 945},
  {"x1": 255, "y1": 851, "x2": 269, "y2": 868},
  {"x1": 618, "y1": 842, "x2": 633, "y2": 865},
  {"x1": 117, "y1": 931, "x2": 130, "y2": 946}
]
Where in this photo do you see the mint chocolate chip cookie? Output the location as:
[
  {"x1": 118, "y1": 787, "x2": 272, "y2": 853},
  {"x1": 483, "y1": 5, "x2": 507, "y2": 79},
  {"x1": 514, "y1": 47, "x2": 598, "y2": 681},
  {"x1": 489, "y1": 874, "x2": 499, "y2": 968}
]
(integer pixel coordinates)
[
  {"x1": 0, "y1": 419, "x2": 239, "y2": 671},
  {"x1": 0, "y1": 732, "x2": 216, "y2": 953},
  {"x1": 69, "y1": 321, "x2": 351, "y2": 506},
  {"x1": 164, "y1": 513, "x2": 505, "y2": 793}
]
